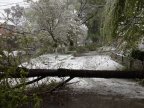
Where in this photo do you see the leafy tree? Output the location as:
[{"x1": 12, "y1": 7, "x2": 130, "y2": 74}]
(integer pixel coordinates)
[
  {"x1": 26, "y1": 0, "x2": 87, "y2": 52},
  {"x1": 4, "y1": 4, "x2": 24, "y2": 26},
  {"x1": 0, "y1": 5, "x2": 41, "y2": 108},
  {"x1": 76, "y1": 0, "x2": 106, "y2": 44},
  {"x1": 102, "y1": 0, "x2": 144, "y2": 49}
]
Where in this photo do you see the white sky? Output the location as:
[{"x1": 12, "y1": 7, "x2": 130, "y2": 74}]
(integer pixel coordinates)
[{"x1": 0, "y1": 0, "x2": 29, "y2": 17}]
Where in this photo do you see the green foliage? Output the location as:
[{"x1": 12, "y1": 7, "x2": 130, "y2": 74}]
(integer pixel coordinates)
[
  {"x1": 102, "y1": 0, "x2": 144, "y2": 48},
  {"x1": 0, "y1": 56, "x2": 42, "y2": 108},
  {"x1": 137, "y1": 79, "x2": 144, "y2": 86},
  {"x1": 85, "y1": 43, "x2": 98, "y2": 51},
  {"x1": 0, "y1": 67, "x2": 27, "y2": 108},
  {"x1": 68, "y1": 43, "x2": 98, "y2": 54},
  {"x1": 0, "y1": 35, "x2": 41, "y2": 108},
  {"x1": 88, "y1": 0, "x2": 106, "y2": 5},
  {"x1": 83, "y1": 0, "x2": 106, "y2": 44},
  {"x1": 88, "y1": 32, "x2": 100, "y2": 43},
  {"x1": 102, "y1": 0, "x2": 125, "y2": 43},
  {"x1": 76, "y1": 46, "x2": 88, "y2": 53},
  {"x1": 0, "y1": 88, "x2": 28, "y2": 108},
  {"x1": 33, "y1": 94, "x2": 42, "y2": 108}
]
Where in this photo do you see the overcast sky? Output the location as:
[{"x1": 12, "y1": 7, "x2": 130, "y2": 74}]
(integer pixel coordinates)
[{"x1": 0, "y1": 0, "x2": 28, "y2": 17}]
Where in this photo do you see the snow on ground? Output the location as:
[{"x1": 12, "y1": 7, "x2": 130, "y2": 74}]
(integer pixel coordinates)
[
  {"x1": 69, "y1": 78, "x2": 144, "y2": 99},
  {"x1": 19, "y1": 54, "x2": 144, "y2": 99},
  {"x1": 20, "y1": 54, "x2": 123, "y2": 70}
]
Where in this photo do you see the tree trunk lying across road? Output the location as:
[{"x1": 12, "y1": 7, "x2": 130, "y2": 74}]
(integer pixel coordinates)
[{"x1": 0, "y1": 68, "x2": 144, "y2": 79}]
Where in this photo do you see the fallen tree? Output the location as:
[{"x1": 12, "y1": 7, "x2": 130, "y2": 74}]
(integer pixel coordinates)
[{"x1": 0, "y1": 68, "x2": 144, "y2": 79}]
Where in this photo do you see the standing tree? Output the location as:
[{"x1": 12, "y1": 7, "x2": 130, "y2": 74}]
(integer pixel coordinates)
[
  {"x1": 0, "y1": 4, "x2": 42, "y2": 108},
  {"x1": 102, "y1": 0, "x2": 144, "y2": 50},
  {"x1": 26, "y1": 0, "x2": 87, "y2": 53},
  {"x1": 75, "y1": 0, "x2": 106, "y2": 45},
  {"x1": 0, "y1": 4, "x2": 24, "y2": 50}
]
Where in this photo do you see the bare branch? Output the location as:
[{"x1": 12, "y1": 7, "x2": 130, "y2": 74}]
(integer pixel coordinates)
[{"x1": 13, "y1": 76, "x2": 46, "y2": 88}]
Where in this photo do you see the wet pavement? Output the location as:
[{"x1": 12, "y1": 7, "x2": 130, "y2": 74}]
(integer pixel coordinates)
[{"x1": 33, "y1": 90, "x2": 144, "y2": 108}]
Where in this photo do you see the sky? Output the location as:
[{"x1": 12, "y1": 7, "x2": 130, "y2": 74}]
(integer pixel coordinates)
[{"x1": 0, "y1": 0, "x2": 29, "y2": 17}]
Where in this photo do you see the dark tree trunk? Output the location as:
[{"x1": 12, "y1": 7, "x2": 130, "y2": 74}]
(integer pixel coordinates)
[{"x1": 1, "y1": 68, "x2": 144, "y2": 79}]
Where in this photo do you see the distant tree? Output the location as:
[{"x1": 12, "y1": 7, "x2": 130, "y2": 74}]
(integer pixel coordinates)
[
  {"x1": 26, "y1": 0, "x2": 87, "y2": 52},
  {"x1": 0, "y1": 5, "x2": 25, "y2": 51},
  {"x1": 0, "y1": 7, "x2": 39, "y2": 108},
  {"x1": 75, "y1": 0, "x2": 106, "y2": 44},
  {"x1": 4, "y1": 4, "x2": 24, "y2": 26}
]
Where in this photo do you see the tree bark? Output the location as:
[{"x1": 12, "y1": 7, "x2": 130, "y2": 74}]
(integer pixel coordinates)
[{"x1": 0, "y1": 68, "x2": 144, "y2": 79}]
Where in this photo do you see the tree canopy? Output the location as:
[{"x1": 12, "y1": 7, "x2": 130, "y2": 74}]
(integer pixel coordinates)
[
  {"x1": 26, "y1": 0, "x2": 87, "y2": 51},
  {"x1": 102, "y1": 0, "x2": 144, "y2": 50}
]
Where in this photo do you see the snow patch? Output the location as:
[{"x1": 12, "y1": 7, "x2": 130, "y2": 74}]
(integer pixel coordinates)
[
  {"x1": 20, "y1": 54, "x2": 124, "y2": 70},
  {"x1": 18, "y1": 54, "x2": 144, "y2": 98}
]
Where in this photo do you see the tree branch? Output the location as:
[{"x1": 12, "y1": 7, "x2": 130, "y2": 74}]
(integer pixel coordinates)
[
  {"x1": 49, "y1": 77, "x2": 74, "y2": 93},
  {"x1": 13, "y1": 76, "x2": 46, "y2": 89}
]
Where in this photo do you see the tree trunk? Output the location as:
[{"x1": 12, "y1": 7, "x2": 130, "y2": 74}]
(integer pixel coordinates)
[{"x1": 0, "y1": 68, "x2": 144, "y2": 79}]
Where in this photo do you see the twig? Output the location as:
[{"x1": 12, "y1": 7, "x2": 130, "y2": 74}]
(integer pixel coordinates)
[
  {"x1": 49, "y1": 77, "x2": 74, "y2": 93},
  {"x1": 13, "y1": 76, "x2": 46, "y2": 89}
]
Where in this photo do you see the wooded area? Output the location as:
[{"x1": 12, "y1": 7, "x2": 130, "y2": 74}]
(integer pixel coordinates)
[{"x1": 0, "y1": 0, "x2": 144, "y2": 107}]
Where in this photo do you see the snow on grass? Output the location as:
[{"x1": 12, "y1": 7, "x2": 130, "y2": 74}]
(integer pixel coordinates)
[
  {"x1": 19, "y1": 54, "x2": 124, "y2": 89},
  {"x1": 68, "y1": 77, "x2": 144, "y2": 98},
  {"x1": 19, "y1": 54, "x2": 144, "y2": 98},
  {"x1": 20, "y1": 54, "x2": 124, "y2": 70}
]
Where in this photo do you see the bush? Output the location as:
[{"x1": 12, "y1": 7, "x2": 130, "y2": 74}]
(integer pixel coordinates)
[
  {"x1": 75, "y1": 46, "x2": 88, "y2": 54},
  {"x1": 85, "y1": 43, "x2": 97, "y2": 51},
  {"x1": 0, "y1": 50, "x2": 41, "y2": 108}
]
